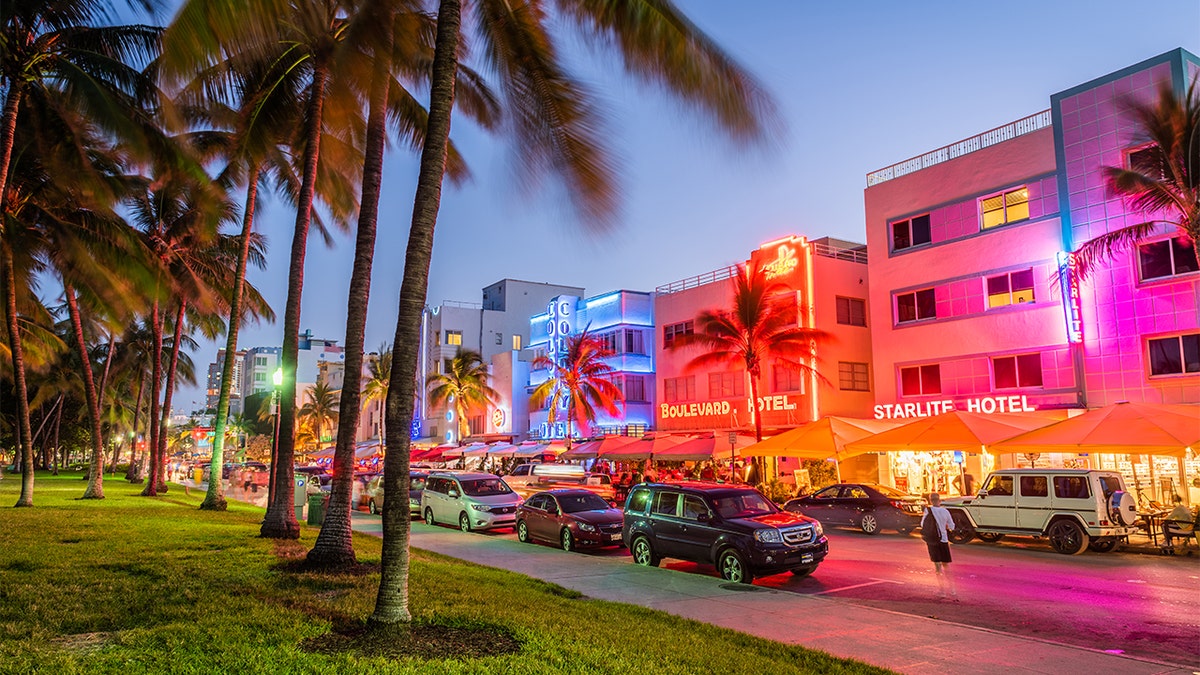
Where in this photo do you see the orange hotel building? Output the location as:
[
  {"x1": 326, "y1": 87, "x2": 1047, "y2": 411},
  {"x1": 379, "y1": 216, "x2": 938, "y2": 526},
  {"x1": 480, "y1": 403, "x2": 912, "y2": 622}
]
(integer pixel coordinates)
[{"x1": 653, "y1": 236, "x2": 875, "y2": 476}]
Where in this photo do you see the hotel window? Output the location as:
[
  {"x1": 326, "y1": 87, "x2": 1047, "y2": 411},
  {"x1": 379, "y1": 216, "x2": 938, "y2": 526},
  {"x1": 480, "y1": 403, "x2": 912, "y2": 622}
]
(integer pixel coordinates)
[
  {"x1": 446, "y1": 330, "x2": 462, "y2": 346},
  {"x1": 1148, "y1": 333, "x2": 1200, "y2": 376},
  {"x1": 980, "y1": 187, "x2": 1029, "y2": 229},
  {"x1": 663, "y1": 376, "x2": 696, "y2": 403},
  {"x1": 896, "y1": 288, "x2": 936, "y2": 323},
  {"x1": 892, "y1": 214, "x2": 931, "y2": 251},
  {"x1": 512, "y1": 335, "x2": 522, "y2": 351},
  {"x1": 624, "y1": 329, "x2": 646, "y2": 355},
  {"x1": 838, "y1": 362, "x2": 870, "y2": 391},
  {"x1": 836, "y1": 297, "x2": 867, "y2": 326},
  {"x1": 1127, "y1": 144, "x2": 1164, "y2": 178},
  {"x1": 597, "y1": 331, "x2": 619, "y2": 354},
  {"x1": 1138, "y1": 236, "x2": 1198, "y2": 281},
  {"x1": 624, "y1": 375, "x2": 648, "y2": 403},
  {"x1": 255, "y1": 356, "x2": 267, "y2": 366},
  {"x1": 900, "y1": 364, "x2": 941, "y2": 396},
  {"x1": 986, "y1": 269, "x2": 1035, "y2": 308},
  {"x1": 993, "y1": 353, "x2": 1043, "y2": 389},
  {"x1": 663, "y1": 320, "x2": 694, "y2": 349},
  {"x1": 708, "y1": 371, "x2": 745, "y2": 398},
  {"x1": 254, "y1": 372, "x2": 266, "y2": 382},
  {"x1": 772, "y1": 364, "x2": 803, "y2": 393}
]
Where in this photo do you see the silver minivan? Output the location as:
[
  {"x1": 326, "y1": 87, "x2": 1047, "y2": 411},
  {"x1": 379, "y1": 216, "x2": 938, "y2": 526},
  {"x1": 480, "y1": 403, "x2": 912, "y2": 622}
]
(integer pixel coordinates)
[{"x1": 421, "y1": 471, "x2": 523, "y2": 532}]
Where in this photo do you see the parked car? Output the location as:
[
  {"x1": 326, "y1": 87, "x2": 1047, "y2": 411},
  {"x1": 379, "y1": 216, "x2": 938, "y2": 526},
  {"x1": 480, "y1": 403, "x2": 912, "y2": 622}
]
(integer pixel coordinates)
[
  {"x1": 421, "y1": 471, "x2": 523, "y2": 532},
  {"x1": 516, "y1": 489, "x2": 624, "y2": 551},
  {"x1": 623, "y1": 482, "x2": 828, "y2": 584},
  {"x1": 783, "y1": 483, "x2": 925, "y2": 535},
  {"x1": 364, "y1": 471, "x2": 428, "y2": 517},
  {"x1": 507, "y1": 463, "x2": 616, "y2": 503},
  {"x1": 942, "y1": 468, "x2": 1140, "y2": 554}
]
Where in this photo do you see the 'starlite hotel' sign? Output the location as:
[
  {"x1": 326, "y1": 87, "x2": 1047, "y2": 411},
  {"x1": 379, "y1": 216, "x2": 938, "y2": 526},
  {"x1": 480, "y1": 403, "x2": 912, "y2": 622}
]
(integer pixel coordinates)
[{"x1": 873, "y1": 395, "x2": 1036, "y2": 420}]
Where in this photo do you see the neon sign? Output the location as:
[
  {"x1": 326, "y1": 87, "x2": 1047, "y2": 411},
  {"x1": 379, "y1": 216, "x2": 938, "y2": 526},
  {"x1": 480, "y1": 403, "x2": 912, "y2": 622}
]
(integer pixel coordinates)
[
  {"x1": 760, "y1": 244, "x2": 798, "y2": 280},
  {"x1": 1056, "y1": 252, "x2": 1083, "y2": 344},
  {"x1": 545, "y1": 296, "x2": 577, "y2": 359},
  {"x1": 491, "y1": 408, "x2": 506, "y2": 429},
  {"x1": 873, "y1": 395, "x2": 1036, "y2": 420}
]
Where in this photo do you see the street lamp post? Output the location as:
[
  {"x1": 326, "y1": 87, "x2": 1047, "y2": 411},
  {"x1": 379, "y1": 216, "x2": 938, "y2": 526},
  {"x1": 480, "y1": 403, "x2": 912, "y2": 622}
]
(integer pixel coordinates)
[{"x1": 268, "y1": 367, "x2": 283, "y2": 501}]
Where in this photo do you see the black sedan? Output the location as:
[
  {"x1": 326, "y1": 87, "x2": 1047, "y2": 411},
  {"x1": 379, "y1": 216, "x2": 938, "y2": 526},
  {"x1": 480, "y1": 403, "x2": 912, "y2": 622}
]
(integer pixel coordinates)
[
  {"x1": 784, "y1": 483, "x2": 925, "y2": 535},
  {"x1": 516, "y1": 489, "x2": 624, "y2": 552}
]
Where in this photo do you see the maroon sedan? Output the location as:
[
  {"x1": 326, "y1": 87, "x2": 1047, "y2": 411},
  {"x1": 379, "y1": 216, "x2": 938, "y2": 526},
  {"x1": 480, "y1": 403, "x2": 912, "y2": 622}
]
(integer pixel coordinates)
[{"x1": 516, "y1": 489, "x2": 624, "y2": 552}]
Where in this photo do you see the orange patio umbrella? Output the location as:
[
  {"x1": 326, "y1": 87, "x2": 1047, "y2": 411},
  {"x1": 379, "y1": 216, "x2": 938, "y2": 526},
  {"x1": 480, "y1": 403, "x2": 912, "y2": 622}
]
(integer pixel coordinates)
[
  {"x1": 653, "y1": 433, "x2": 754, "y2": 462},
  {"x1": 844, "y1": 410, "x2": 1060, "y2": 454},
  {"x1": 602, "y1": 434, "x2": 689, "y2": 461},
  {"x1": 742, "y1": 417, "x2": 904, "y2": 461},
  {"x1": 561, "y1": 435, "x2": 638, "y2": 460},
  {"x1": 991, "y1": 402, "x2": 1199, "y2": 457}
]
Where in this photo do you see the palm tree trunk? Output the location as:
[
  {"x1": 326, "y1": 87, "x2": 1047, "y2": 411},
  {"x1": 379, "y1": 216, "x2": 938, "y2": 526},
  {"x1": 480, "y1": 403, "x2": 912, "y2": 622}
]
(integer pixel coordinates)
[
  {"x1": 263, "y1": 64, "x2": 330, "y2": 540},
  {"x1": 158, "y1": 301, "x2": 187, "y2": 493},
  {"x1": 127, "y1": 371, "x2": 146, "y2": 482},
  {"x1": 0, "y1": 84, "x2": 22, "y2": 210},
  {"x1": 203, "y1": 167, "x2": 261, "y2": 511},
  {"x1": 307, "y1": 61, "x2": 389, "y2": 568},
  {"x1": 748, "y1": 373, "x2": 764, "y2": 485},
  {"x1": 371, "y1": 0, "x2": 462, "y2": 627},
  {"x1": 141, "y1": 300, "x2": 164, "y2": 496},
  {"x1": 3, "y1": 243, "x2": 36, "y2": 507},
  {"x1": 52, "y1": 402, "x2": 62, "y2": 475},
  {"x1": 66, "y1": 285, "x2": 107, "y2": 500}
]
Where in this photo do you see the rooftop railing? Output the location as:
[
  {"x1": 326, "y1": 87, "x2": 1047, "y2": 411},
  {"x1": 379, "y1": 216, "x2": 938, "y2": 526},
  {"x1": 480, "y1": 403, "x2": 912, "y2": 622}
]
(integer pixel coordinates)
[
  {"x1": 866, "y1": 110, "x2": 1053, "y2": 187},
  {"x1": 655, "y1": 264, "x2": 739, "y2": 295},
  {"x1": 813, "y1": 241, "x2": 868, "y2": 265}
]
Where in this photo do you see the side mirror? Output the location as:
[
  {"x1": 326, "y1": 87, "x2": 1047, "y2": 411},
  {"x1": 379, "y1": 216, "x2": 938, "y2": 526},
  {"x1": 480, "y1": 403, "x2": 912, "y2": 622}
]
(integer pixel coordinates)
[
  {"x1": 977, "y1": 491, "x2": 987, "y2": 500},
  {"x1": 697, "y1": 512, "x2": 711, "y2": 523},
  {"x1": 448, "y1": 489, "x2": 459, "y2": 499}
]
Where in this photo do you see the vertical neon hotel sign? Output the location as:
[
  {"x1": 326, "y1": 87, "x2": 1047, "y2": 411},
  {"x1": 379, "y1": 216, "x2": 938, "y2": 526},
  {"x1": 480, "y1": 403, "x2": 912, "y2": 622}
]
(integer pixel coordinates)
[{"x1": 1056, "y1": 252, "x2": 1083, "y2": 343}]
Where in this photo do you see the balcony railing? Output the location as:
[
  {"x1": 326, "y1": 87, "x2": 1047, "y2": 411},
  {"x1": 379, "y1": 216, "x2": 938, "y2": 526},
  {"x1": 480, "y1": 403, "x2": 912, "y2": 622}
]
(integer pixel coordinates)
[
  {"x1": 656, "y1": 264, "x2": 739, "y2": 295},
  {"x1": 812, "y1": 241, "x2": 868, "y2": 265},
  {"x1": 866, "y1": 110, "x2": 1053, "y2": 187}
]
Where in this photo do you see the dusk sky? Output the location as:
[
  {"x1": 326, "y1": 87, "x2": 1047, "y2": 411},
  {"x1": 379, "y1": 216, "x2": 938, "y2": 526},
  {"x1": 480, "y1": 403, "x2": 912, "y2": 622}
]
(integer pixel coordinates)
[{"x1": 180, "y1": 1, "x2": 1200, "y2": 410}]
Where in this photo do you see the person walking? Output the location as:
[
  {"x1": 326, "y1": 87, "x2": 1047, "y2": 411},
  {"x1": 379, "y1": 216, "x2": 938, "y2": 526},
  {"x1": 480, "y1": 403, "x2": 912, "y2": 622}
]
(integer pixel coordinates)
[{"x1": 921, "y1": 492, "x2": 957, "y2": 599}]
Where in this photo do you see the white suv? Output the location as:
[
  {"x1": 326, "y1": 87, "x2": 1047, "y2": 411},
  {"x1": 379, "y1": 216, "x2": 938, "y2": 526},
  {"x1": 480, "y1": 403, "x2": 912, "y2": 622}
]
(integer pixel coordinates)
[
  {"x1": 421, "y1": 472, "x2": 523, "y2": 532},
  {"x1": 942, "y1": 468, "x2": 1139, "y2": 555}
]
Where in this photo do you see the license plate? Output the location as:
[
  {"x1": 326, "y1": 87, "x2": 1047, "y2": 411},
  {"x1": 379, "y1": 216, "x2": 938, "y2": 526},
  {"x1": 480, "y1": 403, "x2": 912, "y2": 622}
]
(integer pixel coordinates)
[
  {"x1": 801, "y1": 553, "x2": 813, "y2": 563},
  {"x1": 609, "y1": 534, "x2": 621, "y2": 541}
]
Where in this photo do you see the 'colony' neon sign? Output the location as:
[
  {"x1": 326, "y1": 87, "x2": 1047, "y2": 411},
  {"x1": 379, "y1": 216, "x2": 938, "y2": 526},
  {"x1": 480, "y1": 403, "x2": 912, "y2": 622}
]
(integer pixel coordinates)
[{"x1": 760, "y1": 244, "x2": 798, "y2": 280}]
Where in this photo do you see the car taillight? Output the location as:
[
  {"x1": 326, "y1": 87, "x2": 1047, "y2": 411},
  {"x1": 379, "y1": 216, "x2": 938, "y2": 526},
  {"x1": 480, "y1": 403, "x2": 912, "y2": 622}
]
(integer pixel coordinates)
[{"x1": 889, "y1": 500, "x2": 904, "y2": 509}]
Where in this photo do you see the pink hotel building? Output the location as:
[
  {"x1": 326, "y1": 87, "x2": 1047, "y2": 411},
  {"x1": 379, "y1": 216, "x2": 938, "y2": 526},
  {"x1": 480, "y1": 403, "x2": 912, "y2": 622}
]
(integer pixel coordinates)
[{"x1": 864, "y1": 49, "x2": 1198, "y2": 490}]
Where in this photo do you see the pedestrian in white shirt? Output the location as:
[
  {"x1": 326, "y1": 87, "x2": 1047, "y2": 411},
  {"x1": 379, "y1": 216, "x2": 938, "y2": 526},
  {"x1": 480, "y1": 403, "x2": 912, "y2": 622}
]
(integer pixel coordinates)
[{"x1": 921, "y1": 492, "x2": 957, "y2": 599}]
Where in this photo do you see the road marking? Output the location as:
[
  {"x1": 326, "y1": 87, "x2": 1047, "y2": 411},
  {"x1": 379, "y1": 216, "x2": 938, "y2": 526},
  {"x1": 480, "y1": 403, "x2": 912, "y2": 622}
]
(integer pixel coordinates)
[{"x1": 814, "y1": 579, "x2": 904, "y2": 595}]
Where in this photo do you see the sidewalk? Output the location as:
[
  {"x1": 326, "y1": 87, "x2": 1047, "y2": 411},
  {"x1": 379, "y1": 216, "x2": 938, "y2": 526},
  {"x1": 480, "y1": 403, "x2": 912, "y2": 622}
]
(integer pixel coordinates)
[{"x1": 350, "y1": 513, "x2": 1193, "y2": 675}]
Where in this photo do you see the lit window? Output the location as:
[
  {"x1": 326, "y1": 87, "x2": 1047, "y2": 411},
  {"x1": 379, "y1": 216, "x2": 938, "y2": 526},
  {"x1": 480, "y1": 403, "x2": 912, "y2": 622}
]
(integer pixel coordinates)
[
  {"x1": 838, "y1": 362, "x2": 869, "y2": 391},
  {"x1": 663, "y1": 321, "x2": 694, "y2": 348},
  {"x1": 1148, "y1": 333, "x2": 1200, "y2": 376},
  {"x1": 896, "y1": 289, "x2": 936, "y2": 323},
  {"x1": 446, "y1": 330, "x2": 462, "y2": 346},
  {"x1": 772, "y1": 364, "x2": 802, "y2": 392},
  {"x1": 900, "y1": 364, "x2": 940, "y2": 396},
  {"x1": 1138, "y1": 237, "x2": 1198, "y2": 281},
  {"x1": 836, "y1": 297, "x2": 867, "y2": 326},
  {"x1": 986, "y1": 269, "x2": 1035, "y2": 308},
  {"x1": 512, "y1": 335, "x2": 522, "y2": 351},
  {"x1": 980, "y1": 187, "x2": 1029, "y2": 229},
  {"x1": 892, "y1": 214, "x2": 931, "y2": 251},
  {"x1": 707, "y1": 372, "x2": 745, "y2": 398},
  {"x1": 993, "y1": 353, "x2": 1043, "y2": 389}
]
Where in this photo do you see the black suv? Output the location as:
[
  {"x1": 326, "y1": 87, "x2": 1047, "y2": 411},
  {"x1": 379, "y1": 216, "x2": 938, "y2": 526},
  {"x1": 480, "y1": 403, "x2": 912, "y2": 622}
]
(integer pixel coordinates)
[{"x1": 622, "y1": 482, "x2": 829, "y2": 584}]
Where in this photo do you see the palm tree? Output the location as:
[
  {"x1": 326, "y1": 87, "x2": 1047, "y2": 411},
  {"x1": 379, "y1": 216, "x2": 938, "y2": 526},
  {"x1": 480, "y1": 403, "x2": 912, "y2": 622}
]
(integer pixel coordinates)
[
  {"x1": 362, "y1": 344, "x2": 391, "y2": 441},
  {"x1": 1072, "y1": 79, "x2": 1199, "y2": 277},
  {"x1": 298, "y1": 380, "x2": 340, "y2": 452},
  {"x1": 670, "y1": 264, "x2": 826, "y2": 450},
  {"x1": 373, "y1": 0, "x2": 778, "y2": 626},
  {"x1": 426, "y1": 349, "x2": 499, "y2": 442},
  {"x1": 529, "y1": 330, "x2": 623, "y2": 447}
]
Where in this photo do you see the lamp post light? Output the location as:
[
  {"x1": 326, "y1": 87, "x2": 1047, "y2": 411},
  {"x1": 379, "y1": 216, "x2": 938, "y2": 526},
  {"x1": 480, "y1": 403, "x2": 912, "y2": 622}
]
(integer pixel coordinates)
[{"x1": 268, "y1": 367, "x2": 283, "y2": 500}]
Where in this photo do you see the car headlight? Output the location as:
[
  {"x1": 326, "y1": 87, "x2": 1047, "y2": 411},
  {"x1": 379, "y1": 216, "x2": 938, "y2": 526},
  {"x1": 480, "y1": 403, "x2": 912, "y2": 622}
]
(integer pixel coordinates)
[
  {"x1": 811, "y1": 522, "x2": 824, "y2": 537},
  {"x1": 754, "y1": 529, "x2": 782, "y2": 543},
  {"x1": 470, "y1": 503, "x2": 491, "y2": 512},
  {"x1": 577, "y1": 522, "x2": 597, "y2": 533}
]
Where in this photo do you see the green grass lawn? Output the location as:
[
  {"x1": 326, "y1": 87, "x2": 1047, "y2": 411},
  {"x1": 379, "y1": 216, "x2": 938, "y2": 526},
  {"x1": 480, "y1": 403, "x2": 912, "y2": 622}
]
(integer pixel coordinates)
[{"x1": 0, "y1": 471, "x2": 892, "y2": 674}]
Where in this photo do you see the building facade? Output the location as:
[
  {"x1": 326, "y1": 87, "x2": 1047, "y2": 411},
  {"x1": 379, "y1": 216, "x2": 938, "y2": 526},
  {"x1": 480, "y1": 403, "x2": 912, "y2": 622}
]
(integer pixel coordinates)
[{"x1": 205, "y1": 349, "x2": 245, "y2": 413}]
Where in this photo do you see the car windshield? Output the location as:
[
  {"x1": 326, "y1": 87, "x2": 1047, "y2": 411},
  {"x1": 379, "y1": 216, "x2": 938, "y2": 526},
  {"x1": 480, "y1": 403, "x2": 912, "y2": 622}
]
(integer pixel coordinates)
[
  {"x1": 460, "y1": 478, "x2": 512, "y2": 496},
  {"x1": 711, "y1": 491, "x2": 777, "y2": 519},
  {"x1": 558, "y1": 493, "x2": 612, "y2": 513},
  {"x1": 871, "y1": 484, "x2": 909, "y2": 499}
]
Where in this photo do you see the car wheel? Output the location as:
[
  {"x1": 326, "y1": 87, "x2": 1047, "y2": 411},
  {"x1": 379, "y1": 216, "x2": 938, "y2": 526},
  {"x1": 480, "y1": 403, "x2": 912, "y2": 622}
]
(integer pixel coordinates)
[
  {"x1": 790, "y1": 565, "x2": 817, "y2": 578},
  {"x1": 897, "y1": 526, "x2": 913, "y2": 535},
  {"x1": 368, "y1": 499, "x2": 378, "y2": 515},
  {"x1": 1047, "y1": 519, "x2": 1089, "y2": 555},
  {"x1": 948, "y1": 511, "x2": 975, "y2": 544},
  {"x1": 560, "y1": 528, "x2": 574, "y2": 552},
  {"x1": 718, "y1": 548, "x2": 752, "y2": 584},
  {"x1": 423, "y1": 507, "x2": 435, "y2": 526},
  {"x1": 631, "y1": 536, "x2": 659, "y2": 567},
  {"x1": 459, "y1": 512, "x2": 472, "y2": 533},
  {"x1": 517, "y1": 520, "x2": 531, "y2": 543},
  {"x1": 977, "y1": 532, "x2": 1004, "y2": 543},
  {"x1": 859, "y1": 513, "x2": 879, "y2": 535},
  {"x1": 1088, "y1": 538, "x2": 1118, "y2": 553}
]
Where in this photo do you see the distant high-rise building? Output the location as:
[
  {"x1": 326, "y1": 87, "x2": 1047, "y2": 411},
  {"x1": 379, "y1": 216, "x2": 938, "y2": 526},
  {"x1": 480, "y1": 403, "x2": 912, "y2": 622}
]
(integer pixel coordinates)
[{"x1": 205, "y1": 349, "x2": 246, "y2": 414}]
